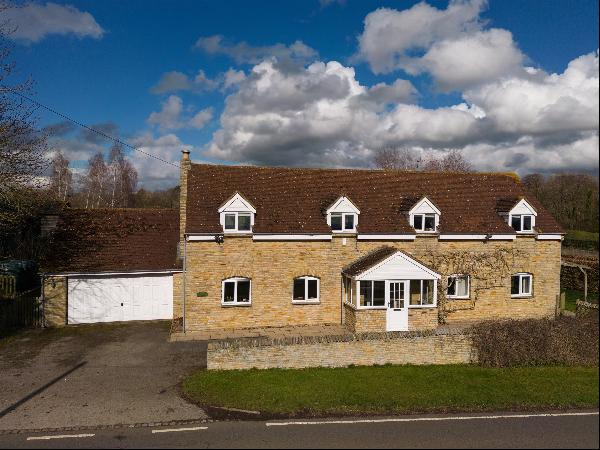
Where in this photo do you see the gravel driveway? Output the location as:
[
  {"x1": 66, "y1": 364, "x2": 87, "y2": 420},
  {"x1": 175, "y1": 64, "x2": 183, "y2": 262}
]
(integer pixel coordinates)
[{"x1": 0, "y1": 322, "x2": 208, "y2": 432}]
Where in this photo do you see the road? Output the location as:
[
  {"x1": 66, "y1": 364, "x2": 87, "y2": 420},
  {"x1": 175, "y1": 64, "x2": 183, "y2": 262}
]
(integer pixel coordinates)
[{"x1": 0, "y1": 411, "x2": 597, "y2": 449}]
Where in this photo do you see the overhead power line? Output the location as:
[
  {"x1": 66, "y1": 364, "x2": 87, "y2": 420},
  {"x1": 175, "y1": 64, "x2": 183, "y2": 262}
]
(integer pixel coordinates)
[{"x1": 4, "y1": 89, "x2": 181, "y2": 169}]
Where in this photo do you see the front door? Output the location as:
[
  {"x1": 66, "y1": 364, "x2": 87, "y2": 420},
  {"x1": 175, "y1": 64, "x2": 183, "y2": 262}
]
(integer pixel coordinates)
[{"x1": 386, "y1": 280, "x2": 409, "y2": 331}]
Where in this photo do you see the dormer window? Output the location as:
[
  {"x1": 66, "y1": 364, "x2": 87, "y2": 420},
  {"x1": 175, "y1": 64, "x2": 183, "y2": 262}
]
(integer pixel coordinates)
[
  {"x1": 326, "y1": 196, "x2": 360, "y2": 233},
  {"x1": 218, "y1": 193, "x2": 256, "y2": 234},
  {"x1": 507, "y1": 199, "x2": 537, "y2": 234},
  {"x1": 409, "y1": 197, "x2": 440, "y2": 234}
]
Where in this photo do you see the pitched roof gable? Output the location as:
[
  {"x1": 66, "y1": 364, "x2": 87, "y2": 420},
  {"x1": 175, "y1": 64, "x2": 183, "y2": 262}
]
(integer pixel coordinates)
[{"x1": 185, "y1": 164, "x2": 563, "y2": 234}]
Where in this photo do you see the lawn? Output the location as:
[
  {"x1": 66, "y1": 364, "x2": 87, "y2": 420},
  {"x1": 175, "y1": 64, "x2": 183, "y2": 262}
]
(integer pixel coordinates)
[
  {"x1": 183, "y1": 365, "x2": 599, "y2": 417},
  {"x1": 562, "y1": 289, "x2": 599, "y2": 312}
]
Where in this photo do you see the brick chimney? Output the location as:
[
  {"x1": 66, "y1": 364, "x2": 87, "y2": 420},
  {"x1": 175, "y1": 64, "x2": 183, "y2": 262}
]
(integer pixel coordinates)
[{"x1": 179, "y1": 149, "x2": 191, "y2": 256}]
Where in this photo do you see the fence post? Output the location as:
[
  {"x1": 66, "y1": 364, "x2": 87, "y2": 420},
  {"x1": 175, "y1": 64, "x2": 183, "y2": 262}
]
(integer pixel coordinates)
[{"x1": 560, "y1": 291, "x2": 566, "y2": 314}]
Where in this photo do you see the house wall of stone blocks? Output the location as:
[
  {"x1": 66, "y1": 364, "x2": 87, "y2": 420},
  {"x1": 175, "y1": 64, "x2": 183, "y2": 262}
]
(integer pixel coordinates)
[
  {"x1": 181, "y1": 234, "x2": 561, "y2": 332},
  {"x1": 43, "y1": 275, "x2": 68, "y2": 327}
]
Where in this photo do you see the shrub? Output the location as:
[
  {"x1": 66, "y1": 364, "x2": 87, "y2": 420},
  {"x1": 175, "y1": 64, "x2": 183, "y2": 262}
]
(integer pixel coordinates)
[{"x1": 471, "y1": 316, "x2": 599, "y2": 367}]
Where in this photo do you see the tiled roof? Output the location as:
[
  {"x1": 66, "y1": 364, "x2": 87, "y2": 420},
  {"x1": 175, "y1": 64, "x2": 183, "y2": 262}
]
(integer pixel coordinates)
[
  {"x1": 342, "y1": 246, "x2": 399, "y2": 277},
  {"x1": 41, "y1": 209, "x2": 181, "y2": 273},
  {"x1": 185, "y1": 164, "x2": 563, "y2": 234}
]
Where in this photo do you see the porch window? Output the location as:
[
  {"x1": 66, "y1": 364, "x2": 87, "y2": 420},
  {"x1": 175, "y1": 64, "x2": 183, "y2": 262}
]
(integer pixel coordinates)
[
  {"x1": 344, "y1": 276, "x2": 354, "y2": 306},
  {"x1": 293, "y1": 276, "x2": 319, "y2": 303},
  {"x1": 222, "y1": 277, "x2": 251, "y2": 305},
  {"x1": 511, "y1": 273, "x2": 533, "y2": 297},
  {"x1": 409, "y1": 280, "x2": 435, "y2": 306},
  {"x1": 447, "y1": 275, "x2": 470, "y2": 299},
  {"x1": 359, "y1": 280, "x2": 385, "y2": 307}
]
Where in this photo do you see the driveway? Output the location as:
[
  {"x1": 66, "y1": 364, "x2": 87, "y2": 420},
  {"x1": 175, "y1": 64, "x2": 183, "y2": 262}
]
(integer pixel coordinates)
[{"x1": 0, "y1": 322, "x2": 208, "y2": 432}]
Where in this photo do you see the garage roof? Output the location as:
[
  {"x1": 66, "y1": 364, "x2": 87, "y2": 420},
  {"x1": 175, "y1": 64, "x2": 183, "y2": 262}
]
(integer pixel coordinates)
[{"x1": 41, "y1": 209, "x2": 181, "y2": 274}]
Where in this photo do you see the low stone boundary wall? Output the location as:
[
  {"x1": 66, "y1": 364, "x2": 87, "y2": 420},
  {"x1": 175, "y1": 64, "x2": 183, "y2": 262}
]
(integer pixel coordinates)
[{"x1": 207, "y1": 329, "x2": 476, "y2": 370}]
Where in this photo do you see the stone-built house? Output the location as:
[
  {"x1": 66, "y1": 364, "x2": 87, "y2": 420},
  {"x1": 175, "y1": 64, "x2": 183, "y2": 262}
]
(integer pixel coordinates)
[
  {"x1": 177, "y1": 150, "x2": 564, "y2": 333},
  {"x1": 42, "y1": 151, "x2": 563, "y2": 332}
]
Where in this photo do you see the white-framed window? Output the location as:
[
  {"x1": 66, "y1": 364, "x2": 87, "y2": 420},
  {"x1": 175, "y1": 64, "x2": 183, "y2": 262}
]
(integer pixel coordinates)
[
  {"x1": 358, "y1": 280, "x2": 386, "y2": 308},
  {"x1": 223, "y1": 212, "x2": 252, "y2": 232},
  {"x1": 412, "y1": 213, "x2": 437, "y2": 232},
  {"x1": 221, "y1": 277, "x2": 252, "y2": 305},
  {"x1": 330, "y1": 212, "x2": 357, "y2": 232},
  {"x1": 409, "y1": 197, "x2": 440, "y2": 233},
  {"x1": 511, "y1": 273, "x2": 533, "y2": 298},
  {"x1": 510, "y1": 215, "x2": 534, "y2": 233},
  {"x1": 292, "y1": 276, "x2": 320, "y2": 303},
  {"x1": 447, "y1": 274, "x2": 470, "y2": 299},
  {"x1": 409, "y1": 280, "x2": 436, "y2": 306},
  {"x1": 343, "y1": 276, "x2": 354, "y2": 306}
]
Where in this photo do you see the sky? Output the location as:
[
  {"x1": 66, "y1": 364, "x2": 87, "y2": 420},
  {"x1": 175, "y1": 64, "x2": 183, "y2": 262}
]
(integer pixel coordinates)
[{"x1": 4, "y1": 0, "x2": 599, "y2": 189}]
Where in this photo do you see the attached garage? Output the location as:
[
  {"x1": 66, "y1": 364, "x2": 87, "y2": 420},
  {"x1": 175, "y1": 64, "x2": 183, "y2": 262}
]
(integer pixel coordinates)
[
  {"x1": 67, "y1": 273, "x2": 174, "y2": 324},
  {"x1": 41, "y1": 209, "x2": 181, "y2": 327}
]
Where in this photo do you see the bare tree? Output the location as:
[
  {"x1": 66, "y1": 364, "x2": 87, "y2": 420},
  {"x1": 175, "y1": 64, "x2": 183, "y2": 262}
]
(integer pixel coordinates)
[
  {"x1": 49, "y1": 151, "x2": 72, "y2": 202},
  {"x1": 373, "y1": 146, "x2": 420, "y2": 170},
  {"x1": 107, "y1": 142, "x2": 137, "y2": 208},
  {"x1": 0, "y1": 5, "x2": 51, "y2": 244},
  {"x1": 83, "y1": 152, "x2": 107, "y2": 208},
  {"x1": 422, "y1": 150, "x2": 473, "y2": 173}
]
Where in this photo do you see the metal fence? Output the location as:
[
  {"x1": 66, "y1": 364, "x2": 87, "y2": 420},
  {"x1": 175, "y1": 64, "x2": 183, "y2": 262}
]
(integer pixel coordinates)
[{"x1": 0, "y1": 288, "x2": 43, "y2": 331}]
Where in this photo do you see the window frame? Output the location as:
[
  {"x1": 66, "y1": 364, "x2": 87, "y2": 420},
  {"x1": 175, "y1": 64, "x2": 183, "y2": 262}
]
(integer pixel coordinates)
[
  {"x1": 292, "y1": 276, "x2": 320, "y2": 304},
  {"x1": 330, "y1": 212, "x2": 357, "y2": 233},
  {"x1": 446, "y1": 274, "x2": 470, "y2": 299},
  {"x1": 223, "y1": 212, "x2": 253, "y2": 233},
  {"x1": 511, "y1": 273, "x2": 533, "y2": 298},
  {"x1": 221, "y1": 277, "x2": 252, "y2": 306},
  {"x1": 408, "y1": 279, "x2": 437, "y2": 307},
  {"x1": 412, "y1": 213, "x2": 438, "y2": 233},
  {"x1": 510, "y1": 214, "x2": 535, "y2": 233},
  {"x1": 356, "y1": 280, "x2": 387, "y2": 309}
]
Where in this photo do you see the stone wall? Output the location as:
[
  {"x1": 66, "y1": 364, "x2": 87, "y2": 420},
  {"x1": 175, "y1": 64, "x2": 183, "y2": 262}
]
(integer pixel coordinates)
[
  {"x1": 183, "y1": 234, "x2": 561, "y2": 332},
  {"x1": 207, "y1": 330, "x2": 476, "y2": 370},
  {"x1": 43, "y1": 275, "x2": 67, "y2": 327}
]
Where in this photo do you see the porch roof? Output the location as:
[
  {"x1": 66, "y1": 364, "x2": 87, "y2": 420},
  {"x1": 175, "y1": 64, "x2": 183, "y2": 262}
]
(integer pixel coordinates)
[{"x1": 343, "y1": 246, "x2": 440, "y2": 280}]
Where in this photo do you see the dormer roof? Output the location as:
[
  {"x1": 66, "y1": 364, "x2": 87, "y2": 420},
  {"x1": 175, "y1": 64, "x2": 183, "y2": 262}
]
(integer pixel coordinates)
[{"x1": 185, "y1": 164, "x2": 563, "y2": 234}]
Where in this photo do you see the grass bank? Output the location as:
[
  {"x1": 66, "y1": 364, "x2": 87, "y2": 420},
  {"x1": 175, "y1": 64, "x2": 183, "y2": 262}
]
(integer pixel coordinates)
[
  {"x1": 183, "y1": 365, "x2": 598, "y2": 417},
  {"x1": 562, "y1": 289, "x2": 599, "y2": 312}
]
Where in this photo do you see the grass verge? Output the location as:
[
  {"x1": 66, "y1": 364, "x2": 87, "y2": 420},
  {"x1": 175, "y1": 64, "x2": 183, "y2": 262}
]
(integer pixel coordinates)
[
  {"x1": 562, "y1": 289, "x2": 599, "y2": 312},
  {"x1": 183, "y1": 365, "x2": 599, "y2": 417}
]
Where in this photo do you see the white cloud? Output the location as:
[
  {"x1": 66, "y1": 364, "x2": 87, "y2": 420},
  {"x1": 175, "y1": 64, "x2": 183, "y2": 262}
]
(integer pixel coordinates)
[
  {"x1": 151, "y1": 68, "x2": 245, "y2": 94},
  {"x1": 5, "y1": 2, "x2": 104, "y2": 43},
  {"x1": 204, "y1": 53, "x2": 599, "y2": 174},
  {"x1": 222, "y1": 68, "x2": 246, "y2": 90},
  {"x1": 194, "y1": 35, "x2": 318, "y2": 65},
  {"x1": 147, "y1": 95, "x2": 213, "y2": 131},
  {"x1": 356, "y1": 1, "x2": 526, "y2": 91}
]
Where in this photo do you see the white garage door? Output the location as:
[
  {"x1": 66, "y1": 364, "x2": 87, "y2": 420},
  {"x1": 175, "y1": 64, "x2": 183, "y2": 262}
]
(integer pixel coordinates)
[{"x1": 67, "y1": 274, "x2": 173, "y2": 324}]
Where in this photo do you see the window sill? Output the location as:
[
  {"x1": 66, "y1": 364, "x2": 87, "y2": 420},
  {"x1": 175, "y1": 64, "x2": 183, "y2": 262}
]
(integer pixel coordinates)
[
  {"x1": 511, "y1": 295, "x2": 533, "y2": 299},
  {"x1": 447, "y1": 296, "x2": 470, "y2": 300},
  {"x1": 408, "y1": 304, "x2": 437, "y2": 309},
  {"x1": 292, "y1": 300, "x2": 320, "y2": 305},
  {"x1": 356, "y1": 306, "x2": 387, "y2": 310},
  {"x1": 332, "y1": 230, "x2": 357, "y2": 234},
  {"x1": 223, "y1": 231, "x2": 253, "y2": 235},
  {"x1": 221, "y1": 302, "x2": 252, "y2": 307}
]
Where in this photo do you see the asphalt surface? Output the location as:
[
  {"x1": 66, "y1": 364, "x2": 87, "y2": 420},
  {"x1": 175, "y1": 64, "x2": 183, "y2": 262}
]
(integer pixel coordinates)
[
  {"x1": 0, "y1": 411, "x2": 597, "y2": 449},
  {"x1": 0, "y1": 322, "x2": 208, "y2": 431}
]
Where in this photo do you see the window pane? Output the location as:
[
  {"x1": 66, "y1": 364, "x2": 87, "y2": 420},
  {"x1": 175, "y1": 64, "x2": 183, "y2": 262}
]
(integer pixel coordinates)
[
  {"x1": 238, "y1": 214, "x2": 251, "y2": 231},
  {"x1": 344, "y1": 214, "x2": 355, "y2": 230},
  {"x1": 307, "y1": 279, "x2": 318, "y2": 299},
  {"x1": 447, "y1": 277, "x2": 456, "y2": 296},
  {"x1": 511, "y1": 215, "x2": 521, "y2": 231},
  {"x1": 522, "y1": 275, "x2": 531, "y2": 294},
  {"x1": 331, "y1": 214, "x2": 342, "y2": 230},
  {"x1": 456, "y1": 276, "x2": 469, "y2": 297},
  {"x1": 413, "y1": 215, "x2": 423, "y2": 230},
  {"x1": 523, "y1": 215, "x2": 532, "y2": 231},
  {"x1": 293, "y1": 278, "x2": 305, "y2": 300},
  {"x1": 511, "y1": 275, "x2": 520, "y2": 295},
  {"x1": 373, "y1": 281, "x2": 385, "y2": 306},
  {"x1": 237, "y1": 280, "x2": 250, "y2": 303},
  {"x1": 360, "y1": 281, "x2": 372, "y2": 306},
  {"x1": 224, "y1": 214, "x2": 236, "y2": 230},
  {"x1": 223, "y1": 281, "x2": 235, "y2": 302},
  {"x1": 422, "y1": 280, "x2": 434, "y2": 304},
  {"x1": 424, "y1": 214, "x2": 436, "y2": 231},
  {"x1": 410, "y1": 280, "x2": 421, "y2": 305}
]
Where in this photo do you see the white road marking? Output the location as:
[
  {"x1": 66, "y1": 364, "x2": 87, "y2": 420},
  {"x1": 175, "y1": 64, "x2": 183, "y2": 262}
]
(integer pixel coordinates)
[
  {"x1": 152, "y1": 426, "x2": 208, "y2": 434},
  {"x1": 266, "y1": 411, "x2": 599, "y2": 427},
  {"x1": 26, "y1": 433, "x2": 95, "y2": 441}
]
